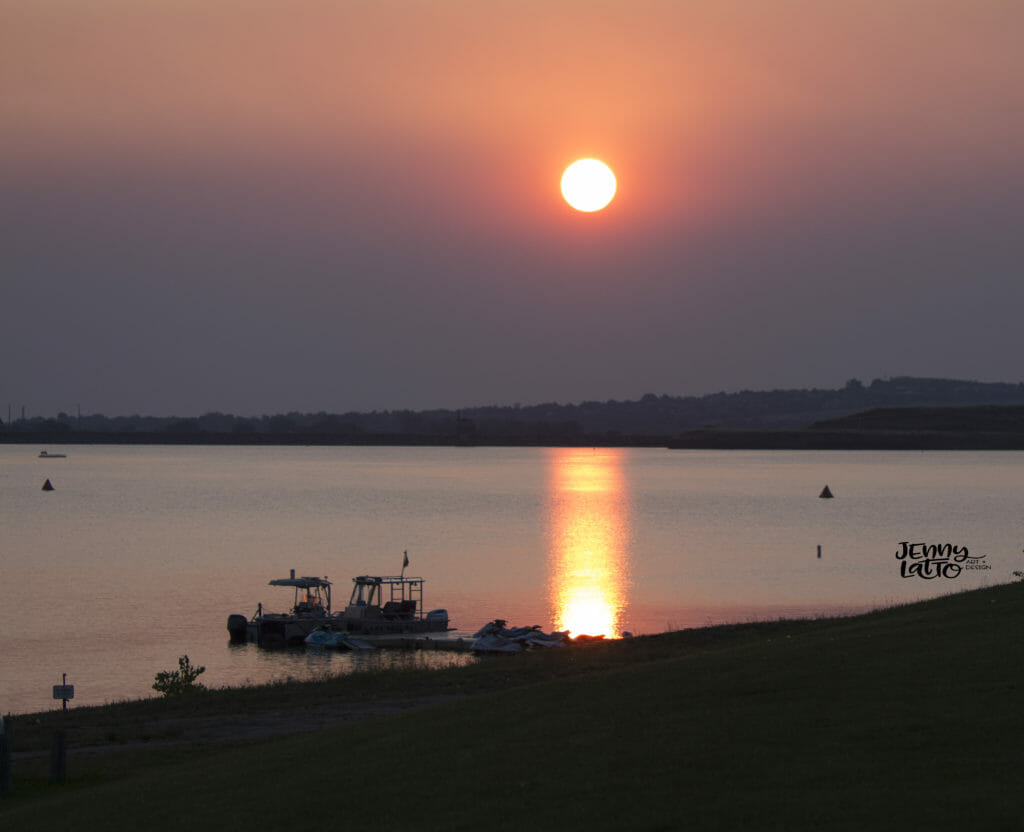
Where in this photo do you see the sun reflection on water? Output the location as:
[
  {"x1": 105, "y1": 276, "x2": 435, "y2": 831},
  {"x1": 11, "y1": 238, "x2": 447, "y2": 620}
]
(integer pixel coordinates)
[{"x1": 547, "y1": 448, "x2": 631, "y2": 638}]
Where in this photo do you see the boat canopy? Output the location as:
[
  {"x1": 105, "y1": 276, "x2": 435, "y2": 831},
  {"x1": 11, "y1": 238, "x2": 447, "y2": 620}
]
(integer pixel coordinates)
[
  {"x1": 266, "y1": 571, "x2": 332, "y2": 616},
  {"x1": 268, "y1": 576, "x2": 332, "y2": 589},
  {"x1": 348, "y1": 575, "x2": 425, "y2": 611}
]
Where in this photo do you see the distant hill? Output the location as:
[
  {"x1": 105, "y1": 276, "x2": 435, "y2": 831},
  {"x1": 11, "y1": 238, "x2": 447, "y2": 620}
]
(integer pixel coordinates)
[
  {"x1": 5, "y1": 376, "x2": 1024, "y2": 445},
  {"x1": 812, "y1": 404, "x2": 1024, "y2": 433},
  {"x1": 669, "y1": 403, "x2": 1024, "y2": 450},
  {"x1": 458, "y1": 377, "x2": 1024, "y2": 438}
]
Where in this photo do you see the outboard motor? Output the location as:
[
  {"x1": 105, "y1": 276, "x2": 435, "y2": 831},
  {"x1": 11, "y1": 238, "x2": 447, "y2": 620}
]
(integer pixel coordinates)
[{"x1": 227, "y1": 614, "x2": 248, "y2": 644}]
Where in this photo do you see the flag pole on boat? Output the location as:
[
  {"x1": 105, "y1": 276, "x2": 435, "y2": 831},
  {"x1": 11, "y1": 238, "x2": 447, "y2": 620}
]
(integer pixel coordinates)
[{"x1": 401, "y1": 550, "x2": 409, "y2": 578}]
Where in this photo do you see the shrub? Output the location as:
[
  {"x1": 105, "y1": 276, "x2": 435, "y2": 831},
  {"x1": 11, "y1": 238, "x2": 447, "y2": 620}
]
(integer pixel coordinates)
[{"x1": 153, "y1": 655, "x2": 207, "y2": 697}]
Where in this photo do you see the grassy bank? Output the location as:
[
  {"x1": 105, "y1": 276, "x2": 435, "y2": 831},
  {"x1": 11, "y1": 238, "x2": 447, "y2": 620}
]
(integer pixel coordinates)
[{"x1": 3, "y1": 582, "x2": 1022, "y2": 830}]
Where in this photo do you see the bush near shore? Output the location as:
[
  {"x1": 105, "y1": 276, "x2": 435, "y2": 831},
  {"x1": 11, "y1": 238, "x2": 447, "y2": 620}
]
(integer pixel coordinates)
[{"x1": 2, "y1": 582, "x2": 1022, "y2": 831}]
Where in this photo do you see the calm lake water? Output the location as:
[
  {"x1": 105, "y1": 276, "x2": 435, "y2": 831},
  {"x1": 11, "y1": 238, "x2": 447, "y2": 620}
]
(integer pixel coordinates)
[{"x1": 2, "y1": 445, "x2": 1020, "y2": 714}]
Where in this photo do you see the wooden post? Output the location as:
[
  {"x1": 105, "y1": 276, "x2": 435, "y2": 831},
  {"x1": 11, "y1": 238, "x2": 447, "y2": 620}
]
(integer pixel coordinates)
[
  {"x1": 49, "y1": 730, "x2": 66, "y2": 784},
  {"x1": 0, "y1": 717, "x2": 11, "y2": 796}
]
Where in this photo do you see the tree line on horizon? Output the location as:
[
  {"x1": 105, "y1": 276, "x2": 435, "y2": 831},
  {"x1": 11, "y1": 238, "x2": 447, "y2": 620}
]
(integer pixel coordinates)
[{"x1": 5, "y1": 376, "x2": 1024, "y2": 443}]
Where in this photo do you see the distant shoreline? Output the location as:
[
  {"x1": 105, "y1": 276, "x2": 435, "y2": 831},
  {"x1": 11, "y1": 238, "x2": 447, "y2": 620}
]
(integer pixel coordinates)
[
  {"x1": 5, "y1": 428, "x2": 1024, "y2": 450},
  {"x1": 0, "y1": 431, "x2": 663, "y2": 448},
  {"x1": 667, "y1": 428, "x2": 1024, "y2": 450}
]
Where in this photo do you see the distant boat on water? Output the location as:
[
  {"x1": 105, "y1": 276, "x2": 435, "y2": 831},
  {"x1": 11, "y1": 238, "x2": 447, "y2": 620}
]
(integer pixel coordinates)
[{"x1": 38, "y1": 451, "x2": 67, "y2": 459}]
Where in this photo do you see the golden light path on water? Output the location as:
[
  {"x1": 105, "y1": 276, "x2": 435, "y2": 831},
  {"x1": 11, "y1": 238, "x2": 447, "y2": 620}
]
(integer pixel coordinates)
[{"x1": 546, "y1": 448, "x2": 631, "y2": 638}]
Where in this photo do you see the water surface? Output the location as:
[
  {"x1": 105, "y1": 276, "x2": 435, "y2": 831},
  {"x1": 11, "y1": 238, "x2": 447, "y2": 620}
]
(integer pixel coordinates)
[{"x1": 2, "y1": 445, "x2": 1018, "y2": 714}]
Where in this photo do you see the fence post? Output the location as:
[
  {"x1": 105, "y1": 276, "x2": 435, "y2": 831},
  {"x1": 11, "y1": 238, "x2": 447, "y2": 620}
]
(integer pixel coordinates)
[
  {"x1": 0, "y1": 716, "x2": 11, "y2": 796},
  {"x1": 50, "y1": 730, "x2": 66, "y2": 784}
]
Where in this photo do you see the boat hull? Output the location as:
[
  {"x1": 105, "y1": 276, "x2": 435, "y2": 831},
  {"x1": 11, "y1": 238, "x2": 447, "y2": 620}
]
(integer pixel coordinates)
[{"x1": 233, "y1": 614, "x2": 451, "y2": 647}]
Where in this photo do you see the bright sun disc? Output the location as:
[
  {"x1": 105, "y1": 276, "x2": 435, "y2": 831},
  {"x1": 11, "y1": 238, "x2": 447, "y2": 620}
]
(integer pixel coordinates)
[{"x1": 561, "y1": 159, "x2": 616, "y2": 212}]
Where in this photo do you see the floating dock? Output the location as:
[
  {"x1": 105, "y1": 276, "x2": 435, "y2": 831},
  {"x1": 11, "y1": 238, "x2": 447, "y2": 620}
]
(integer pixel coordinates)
[{"x1": 355, "y1": 634, "x2": 476, "y2": 652}]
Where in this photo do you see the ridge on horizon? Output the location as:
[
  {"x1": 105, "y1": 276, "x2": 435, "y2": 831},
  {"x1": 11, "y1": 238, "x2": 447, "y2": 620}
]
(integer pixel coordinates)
[{"x1": 5, "y1": 376, "x2": 1024, "y2": 441}]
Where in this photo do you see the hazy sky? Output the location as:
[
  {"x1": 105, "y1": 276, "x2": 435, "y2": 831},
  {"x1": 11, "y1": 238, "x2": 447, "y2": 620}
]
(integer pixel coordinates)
[{"x1": 3, "y1": 0, "x2": 1022, "y2": 418}]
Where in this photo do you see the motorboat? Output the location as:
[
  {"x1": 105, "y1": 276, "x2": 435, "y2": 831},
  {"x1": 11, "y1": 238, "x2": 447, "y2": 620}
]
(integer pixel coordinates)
[
  {"x1": 228, "y1": 571, "x2": 334, "y2": 647},
  {"x1": 340, "y1": 574, "x2": 450, "y2": 637},
  {"x1": 228, "y1": 560, "x2": 451, "y2": 647},
  {"x1": 38, "y1": 450, "x2": 67, "y2": 458}
]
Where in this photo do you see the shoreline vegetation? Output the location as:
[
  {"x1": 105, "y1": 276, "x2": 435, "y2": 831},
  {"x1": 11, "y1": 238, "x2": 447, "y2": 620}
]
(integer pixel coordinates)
[
  {"x1": 7, "y1": 377, "x2": 1024, "y2": 450},
  {"x1": 8, "y1": 409, "x2": 1024, "y2": 450},
  {"x1": 2, "y1": 581, "x2": 1021, "y2": 830}
]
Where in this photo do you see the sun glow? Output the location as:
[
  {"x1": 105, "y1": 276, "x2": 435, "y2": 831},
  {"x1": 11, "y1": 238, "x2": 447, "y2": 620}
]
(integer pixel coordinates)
[
  {"x1": 547, "y1": 449, "x2": 630, "y2": 638},
  {"x1": 560, "y1": 159, "x2": 616, "y2": 212}
]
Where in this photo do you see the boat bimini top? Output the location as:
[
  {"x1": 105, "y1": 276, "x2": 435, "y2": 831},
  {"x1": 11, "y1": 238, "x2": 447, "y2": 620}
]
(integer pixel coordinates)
[{"x1": 267, "y1": 570, "x2": 332, "y2": 616}]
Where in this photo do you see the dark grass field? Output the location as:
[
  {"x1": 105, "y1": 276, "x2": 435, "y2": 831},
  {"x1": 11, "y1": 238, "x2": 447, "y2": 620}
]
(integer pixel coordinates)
[{"x1": 2, "y1": 581, "x2": 1021, "y2": 830}]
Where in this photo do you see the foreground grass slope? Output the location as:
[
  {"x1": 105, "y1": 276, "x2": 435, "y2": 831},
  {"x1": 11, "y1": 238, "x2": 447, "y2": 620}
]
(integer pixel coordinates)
[{"x1": 3, "y1": 582, "x2": 1021, "y2": 830}]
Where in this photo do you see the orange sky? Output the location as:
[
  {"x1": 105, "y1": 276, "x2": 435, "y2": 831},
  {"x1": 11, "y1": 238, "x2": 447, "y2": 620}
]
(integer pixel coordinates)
[
  {"x1": 7, "y1": 1, "x2": 1018, "y2": 232},
  {"x1": 2, "y1": 1, "x2": 1023, "y2": 415}
]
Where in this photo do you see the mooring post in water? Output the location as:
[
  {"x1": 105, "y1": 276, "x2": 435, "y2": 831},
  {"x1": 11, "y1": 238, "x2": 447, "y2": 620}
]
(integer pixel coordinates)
[
  {"x1": 0, "y1": 715, "x2": 12, "y2": 796},
  {"x1": 817, "y1": 545, "x2": 822, "y2": 559}
]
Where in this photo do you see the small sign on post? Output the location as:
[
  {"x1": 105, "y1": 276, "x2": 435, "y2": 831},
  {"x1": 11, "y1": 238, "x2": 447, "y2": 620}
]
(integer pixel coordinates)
[{"x1": 52, "y1": 674, "x2": 74, "y2": 711}]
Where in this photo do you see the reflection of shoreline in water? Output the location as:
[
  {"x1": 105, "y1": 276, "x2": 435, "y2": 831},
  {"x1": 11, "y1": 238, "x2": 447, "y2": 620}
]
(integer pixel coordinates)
[{"x1": 546, "y1": 448, "x2": 631, "y2": 638}]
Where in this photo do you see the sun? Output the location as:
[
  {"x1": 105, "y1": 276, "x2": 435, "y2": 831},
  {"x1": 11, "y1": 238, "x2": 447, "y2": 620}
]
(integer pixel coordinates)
[{"x1": 561, "y1": 159, "x2": 616, "y2": 212}]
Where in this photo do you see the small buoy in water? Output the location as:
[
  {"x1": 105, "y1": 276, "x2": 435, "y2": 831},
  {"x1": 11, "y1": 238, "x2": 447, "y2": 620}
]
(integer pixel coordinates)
[
  {"x1": 42, "y1": 478, "x2": 55, "y2": 491},
  {"x1": 819, "y1": 485, "x2": 833, "y2": 498}
]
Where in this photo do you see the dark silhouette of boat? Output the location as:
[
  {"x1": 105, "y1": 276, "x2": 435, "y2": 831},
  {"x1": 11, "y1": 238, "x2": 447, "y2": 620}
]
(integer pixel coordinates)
[{"x1": 228, "y1": 563, "x2": 450, "y2": 647}]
